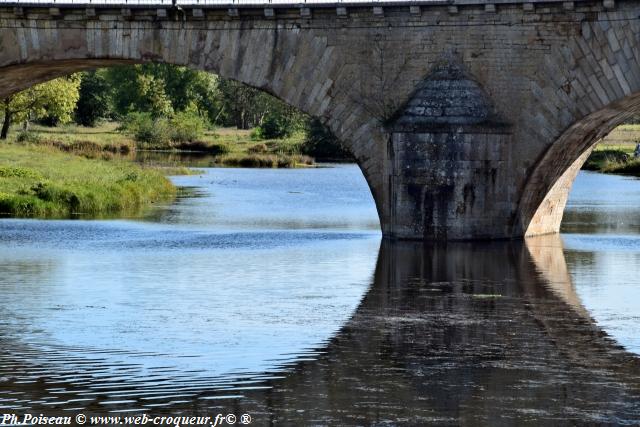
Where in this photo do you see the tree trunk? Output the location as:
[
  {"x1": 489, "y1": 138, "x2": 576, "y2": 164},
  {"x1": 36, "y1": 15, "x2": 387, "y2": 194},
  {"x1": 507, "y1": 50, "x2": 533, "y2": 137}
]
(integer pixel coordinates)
[
  {"x1": 239, "y1": 110, "x2": 248, "y2": 130},
  {"x1": 1, "y1": 101, "x2": 11, "y2": 140}
]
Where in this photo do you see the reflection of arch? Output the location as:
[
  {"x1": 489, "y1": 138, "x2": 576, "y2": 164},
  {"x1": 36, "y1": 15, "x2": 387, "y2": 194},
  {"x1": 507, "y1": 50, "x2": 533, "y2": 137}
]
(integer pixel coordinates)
[
  {"x1": 232, "y1": 239, "x2": 640, "y2": 424},
  {"x1": 524, "y1": 234, "x2": 592, "y2": 319},
  {"x1": 518, "y1": 95, "x2": 640, "y2": 237},
  {"x1": 1, "y1": 238, "x2": 640, "y2": 422}
]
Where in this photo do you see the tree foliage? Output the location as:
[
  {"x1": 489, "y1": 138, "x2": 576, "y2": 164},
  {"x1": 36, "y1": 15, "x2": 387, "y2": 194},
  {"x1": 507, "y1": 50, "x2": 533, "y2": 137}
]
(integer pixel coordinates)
[
  {"x1": 2, "y1": 63, "x2": 353, "y2": 161},
  {"x1": 100, "y1": 64, "x2": 219, "y2": 121},
  {"x1": 75, "y1": 70, "x2": 113, "y2": 127},
  {"x1": 1, "y1": 75, "x2": 80, "y2": 139}
]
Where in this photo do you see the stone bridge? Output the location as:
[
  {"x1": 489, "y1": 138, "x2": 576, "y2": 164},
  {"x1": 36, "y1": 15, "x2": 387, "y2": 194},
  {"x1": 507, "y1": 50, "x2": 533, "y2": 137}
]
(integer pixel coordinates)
[{"x1": 0, "y1": 0, "x2": 636, "y2": 240}]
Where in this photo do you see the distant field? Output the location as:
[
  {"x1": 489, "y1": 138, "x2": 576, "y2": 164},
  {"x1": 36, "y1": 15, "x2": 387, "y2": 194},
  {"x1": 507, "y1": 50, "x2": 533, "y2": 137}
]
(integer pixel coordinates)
[
  {"x1": 595, "y1": 124, "x2": 640, "y2": 154},
  {"x1": 10, "y1": 122, "x2": 314, "y2": 168}
]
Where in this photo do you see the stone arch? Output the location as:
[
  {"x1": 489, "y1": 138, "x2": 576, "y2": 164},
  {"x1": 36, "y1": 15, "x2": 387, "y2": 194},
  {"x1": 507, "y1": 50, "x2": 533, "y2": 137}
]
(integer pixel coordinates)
[
  {"x1": 512, "y1": 5, "x2": 640, "y2": 238},
  {"x1": 516, "y1": 92, "x2": 640, "y2": 237},
  {"x1": 7, "y1": 2, "x2": 640, "y2": 240},
  {"x1": 0, "y1": 16, "x2": 392, "y2": 231}
]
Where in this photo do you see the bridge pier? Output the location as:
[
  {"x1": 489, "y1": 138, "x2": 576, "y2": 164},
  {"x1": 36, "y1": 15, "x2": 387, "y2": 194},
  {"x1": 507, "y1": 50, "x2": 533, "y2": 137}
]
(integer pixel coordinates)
[{"x1": 383, "y1": 62, "x2": 517, "y2": 241}]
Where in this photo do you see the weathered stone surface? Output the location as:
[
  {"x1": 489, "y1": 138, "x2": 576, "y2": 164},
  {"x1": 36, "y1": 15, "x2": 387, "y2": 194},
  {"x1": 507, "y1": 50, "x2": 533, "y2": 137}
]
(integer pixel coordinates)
[
  {"x1": 391, "y1": 61, "x2": 497, "y2": 129},
  {"x1": 0, "y1": 1, "x2": 636, "y2": 241}
]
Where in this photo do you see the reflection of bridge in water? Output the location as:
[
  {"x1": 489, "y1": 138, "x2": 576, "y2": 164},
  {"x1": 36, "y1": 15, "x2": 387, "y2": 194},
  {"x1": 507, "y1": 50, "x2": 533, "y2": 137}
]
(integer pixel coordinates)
[
  {"x1": 1, "y1": 235, "x2": 639, "y2": 424},
  {"x1": 227, "y1": 235, "x2": 640, "y2": 424}
]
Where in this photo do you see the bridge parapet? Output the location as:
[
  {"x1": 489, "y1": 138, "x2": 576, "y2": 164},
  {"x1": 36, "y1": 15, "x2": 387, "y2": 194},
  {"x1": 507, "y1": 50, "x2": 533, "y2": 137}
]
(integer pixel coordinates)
[{"x1": 0, "y1": 0, "x2": 619, "y2": 20}]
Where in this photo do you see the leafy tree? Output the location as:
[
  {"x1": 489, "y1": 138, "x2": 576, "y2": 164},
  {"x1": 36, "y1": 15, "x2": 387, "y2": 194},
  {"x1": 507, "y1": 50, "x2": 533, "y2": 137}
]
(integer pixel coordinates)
[
  {"x1": 103, "y1": 66, "x2": 172, "y2": 117},
  {"x1": 215, "y1": 79, "x2": 263, "y2": 129},
  {"x1": 216, "y1": 79, "x2": 306, "y2": 132},
  {"x1": 104, "y1": 64, "x2": 220, "y2": 121},
  {"x1": 75, "y1": 70, "x2": 113, "y2": 127},
  {"x1": 119, "y1": 112, "x2": 171, "y2": 148},
  {"x1": 254, "y1": 114, "x2": 293, "y2": 139},
  {"x1": 1, "y1": 75, "x2": 80, "y2": 139},
  {"x1": 169, "y1": 110, "x2": 207, "y2": 143}
]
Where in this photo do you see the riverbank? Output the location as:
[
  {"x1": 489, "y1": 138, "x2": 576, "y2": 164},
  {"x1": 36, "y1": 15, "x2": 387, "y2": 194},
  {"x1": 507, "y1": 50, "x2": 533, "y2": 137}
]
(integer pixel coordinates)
[
  {"x1": 13, "y1": 123, "x2": 316, "y2": 168},
  {"x1": 0, "y1": 144, "x2": 176, "y2": 218},
  {"x1": 581, "y1": 124, "x2": 640, "y2": 176}
]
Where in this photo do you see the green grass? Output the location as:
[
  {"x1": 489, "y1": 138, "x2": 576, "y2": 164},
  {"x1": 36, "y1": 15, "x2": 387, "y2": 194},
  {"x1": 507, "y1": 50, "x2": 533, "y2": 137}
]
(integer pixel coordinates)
[
  {"x1": 16, "y1": 122, "x2": 134, "y2": 146},
  {"x1": 12, "y1": 123, "x2": 314, "y2": 168},
  {"x1": 583, "y1": 149, "x2": 630, "y2": 171},
  {"x1": 209, "y1": 129, "x2": 311, "y2": 168},
  {"x1": 600, "y1": 158, "x2": 640, "y2": 175},
  {"x1": 584, "y1": 124, "x2": 640, "y2": 176},
  {"x1": 596, "y1": 124, "x2": 640, "y2": 151},
  {"x1": 0, "y1": 143, "x2": 176, "y2": 218}
]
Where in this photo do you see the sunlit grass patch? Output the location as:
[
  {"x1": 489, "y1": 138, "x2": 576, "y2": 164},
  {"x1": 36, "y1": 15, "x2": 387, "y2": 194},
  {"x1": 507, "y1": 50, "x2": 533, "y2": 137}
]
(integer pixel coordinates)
[{"x1": 0, "y1": 144, "x2": 176, "y2": 218}]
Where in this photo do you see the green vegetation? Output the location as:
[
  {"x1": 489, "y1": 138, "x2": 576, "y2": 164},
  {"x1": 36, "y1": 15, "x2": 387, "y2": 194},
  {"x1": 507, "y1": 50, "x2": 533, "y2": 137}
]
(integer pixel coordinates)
[
  {"x1": 12, "y1": 123, "x2": 315, "y2": 168},
  {"x1": 215, "y1": 153, "x2": 314, "y2": 168},
  {"x1": 601, "y1": 159, "x2": 640, "y2": 175},
  {"x1": 1, "y1": 76, "x2": 80, "y2": 139},
  {"x1": 584, "y1": 125, "x2": 640, "y2": 176},
  {"x1": 0, "y1": 63, "x2": 355, "y2": 219},
  {"x1": 0, "y1": 144, "x2": 175, "y2": 218},
  {"x1": 6, "y1": 123, "x2": 136, "y2": 160},
  {"x1": 2, "y1": 63, "x2": 351, "y2": 163},
  {"x1": 583, "y1": 149, "x2": 631, "y2": 171},
  {"x1": 303, "y1": 118, "x2": 354, "y2": 161}
]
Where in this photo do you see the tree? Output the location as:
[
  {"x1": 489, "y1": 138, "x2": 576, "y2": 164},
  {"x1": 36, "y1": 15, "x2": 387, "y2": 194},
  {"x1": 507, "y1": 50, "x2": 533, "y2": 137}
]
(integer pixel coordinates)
[
  {"x1": 103, "y1": 64, "x2": 220, "y2": 121},
  {"x1": 75, "y1": 70, "x2": 113, "y2": 127},
  {"x1": 1, "y1": 75, "x2": 80, "y2": 139}
]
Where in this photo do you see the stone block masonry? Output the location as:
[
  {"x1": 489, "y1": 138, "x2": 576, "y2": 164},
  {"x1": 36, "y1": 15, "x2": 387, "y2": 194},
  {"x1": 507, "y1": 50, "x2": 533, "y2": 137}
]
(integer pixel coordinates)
[{"x1": 0, "y1": 0, "x2": 636, "y2": 240}]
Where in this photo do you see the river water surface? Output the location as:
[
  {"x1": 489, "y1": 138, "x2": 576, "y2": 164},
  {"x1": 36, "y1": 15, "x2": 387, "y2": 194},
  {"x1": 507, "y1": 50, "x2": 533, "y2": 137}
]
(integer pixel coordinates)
[{"x1": 0, "y1": 165, "x2": 639, "y2": 425}]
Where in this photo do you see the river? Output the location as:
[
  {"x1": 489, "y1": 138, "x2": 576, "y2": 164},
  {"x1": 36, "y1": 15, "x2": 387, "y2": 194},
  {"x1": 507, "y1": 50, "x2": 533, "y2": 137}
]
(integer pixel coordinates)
[{"x1": 0, "y1": 165, "x2": 638, "y2": 424}]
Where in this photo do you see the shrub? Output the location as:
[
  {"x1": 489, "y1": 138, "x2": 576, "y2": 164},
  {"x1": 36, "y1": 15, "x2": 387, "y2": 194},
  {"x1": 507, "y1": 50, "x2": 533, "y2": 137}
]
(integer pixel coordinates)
[
  {"x1": 255, "y1": 114, "x2": 291, "y2": 140},
  {"x1": 65, "y1": 140, "x2": 103, "y2": 153},
  {"x1": 583, "y1": 149, "x2": 630, "y2": 170},
  {"x1": 215, "y1": 153, "x2": 313, "y2": 168},
  {"x1": 16, "y1": 131, "x2": 42, "y2": 144},
  {"x1": 248, "y1": 143, "x2": 268, "y2": 154},
  {"x1": 171, "y1": 141, "x2": 230, "y2": 155},
  {"x1": 103, "y1": 142, "x2": 133, "y2": 154},
  {"x1": 168, "y1": 111, "x2": 207, "y2": 143},
  {"x1": 602, "y1": 158, "x2": 640, "y2": 175},
  {"x1": 119, "y1": 112, "x2": 171, "y2": 148}
]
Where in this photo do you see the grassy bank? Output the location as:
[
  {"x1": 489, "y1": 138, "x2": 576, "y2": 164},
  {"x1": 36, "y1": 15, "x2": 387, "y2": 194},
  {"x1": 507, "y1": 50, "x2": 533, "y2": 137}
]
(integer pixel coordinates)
[
  {"x1": 586, "y1": 149, "x2": 640, "y2": 175},
  {"x1": 0, "y1": 144, "x2": 176, "y2": 218},
  {"x1": 14, "y1": 123, "x2": 316, "y2": 168},
  {"x1": 583, "y1": 124, "x2": 640, "y2": 176}
]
